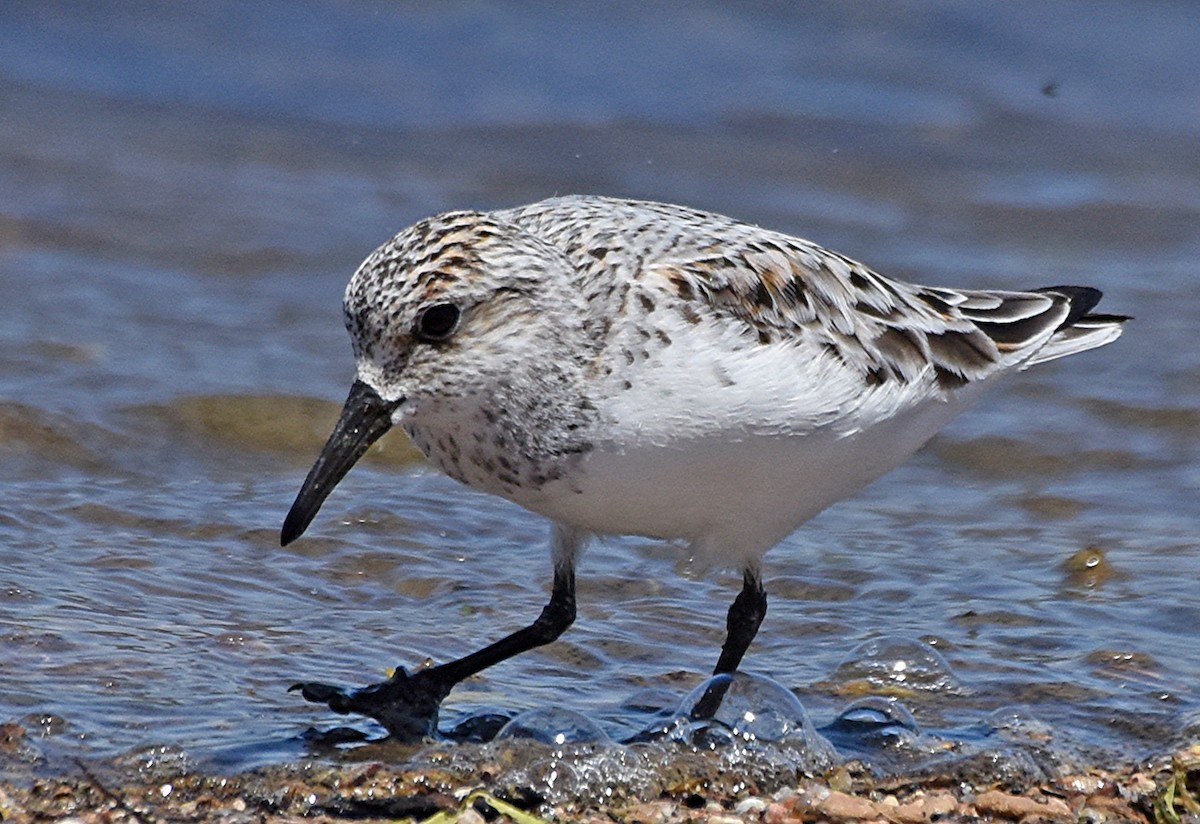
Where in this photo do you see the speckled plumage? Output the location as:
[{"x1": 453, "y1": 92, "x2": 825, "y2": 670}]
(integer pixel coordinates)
[
  {"x1": 282, "y1": 195, "x2": 1127, "y2": 737},
  {"x1": 340, "y1": 195, "x2": 1124, "y2": 568}
]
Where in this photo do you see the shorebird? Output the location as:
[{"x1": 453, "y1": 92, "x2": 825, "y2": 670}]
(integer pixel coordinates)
[{"x1": 281, "y1": 196, "x2": 1127, "y2": 739}]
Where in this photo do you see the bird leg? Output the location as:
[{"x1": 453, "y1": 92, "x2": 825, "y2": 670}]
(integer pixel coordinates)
[
  {"x1": 292, "y1": 564, "x2": 576, "y2": 741},
  {"x1": 689, "y1": 567, "x2": 767, "y2": 720}
]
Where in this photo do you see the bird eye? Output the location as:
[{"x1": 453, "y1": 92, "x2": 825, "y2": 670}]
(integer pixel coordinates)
[{"x1": 414, "y1": 303, "x2": 461, "y2": 342}]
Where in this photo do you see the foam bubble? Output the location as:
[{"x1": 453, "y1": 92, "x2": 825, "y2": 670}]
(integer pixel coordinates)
[
  {"x1": 495, "y1": 706, "x2": 611, "y2": 746},
  {"x1": 832, "y1": 636, "x2": 962, "y2": 694},
  {"x1": 648, "y1": 671, "x2": 835, "y2": 764},
  {"x1": 823, "y1": 695, "x2": 921, "y2": 749}
]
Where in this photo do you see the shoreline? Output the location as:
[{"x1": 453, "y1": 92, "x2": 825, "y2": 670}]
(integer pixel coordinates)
[{"x1": 3, "y1": 735, "x2": 1196, "y2": 823}]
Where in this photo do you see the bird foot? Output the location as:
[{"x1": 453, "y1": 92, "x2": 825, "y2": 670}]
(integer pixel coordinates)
[{"x1": 290, "y1": 666, "x2": 453, "y2": 741}]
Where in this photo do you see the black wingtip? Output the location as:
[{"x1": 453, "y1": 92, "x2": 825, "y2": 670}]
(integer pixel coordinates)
[
  {"x1": 1033, "y1": 285, "x2": 1104, "y2": 330},
  {"x1": 1078, "y1": 312, "x2": 1134, "y2": 325}
]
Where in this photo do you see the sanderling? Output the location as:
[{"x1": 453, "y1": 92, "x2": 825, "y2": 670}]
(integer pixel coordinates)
[{"x1": 281, "y1": 195, "x2": 1127, "y2": 739}]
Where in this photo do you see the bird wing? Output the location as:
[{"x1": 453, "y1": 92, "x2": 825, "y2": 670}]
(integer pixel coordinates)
[
  {"x1": 500, "y1": 195, "x2": 1124, "y2": 391},
  {"x1": 642, "y1": 234, "x2": 1101, "y2": 391}
]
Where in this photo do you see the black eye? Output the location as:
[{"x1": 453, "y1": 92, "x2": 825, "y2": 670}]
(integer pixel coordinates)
[{"x1": 414, "y1": 303, "x2": 460, "y2": 342}]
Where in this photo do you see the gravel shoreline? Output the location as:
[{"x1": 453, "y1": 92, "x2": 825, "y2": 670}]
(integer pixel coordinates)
[{"x1": 3, "y1": 736, "x2": 1196, "y2": 823}]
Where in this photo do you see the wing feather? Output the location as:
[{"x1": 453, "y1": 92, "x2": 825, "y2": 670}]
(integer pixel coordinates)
[
  {"x1": 501, "y1": 195, "x2": 1126, "y2": 390},
  {"x1": 644, "y1": 236, "x2": 1119, "y2": 389}
]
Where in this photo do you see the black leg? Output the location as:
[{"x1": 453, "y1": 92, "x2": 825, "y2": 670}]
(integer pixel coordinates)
[
  {"x1": 293, "y1": 563, "x2": 576, "y2": 741},
  {"x1": 427, "y1": 563, "x2": 575, "y2": 684},
  {"x1": 690, "y1": 567, "x2": 767, "y2": 720}
]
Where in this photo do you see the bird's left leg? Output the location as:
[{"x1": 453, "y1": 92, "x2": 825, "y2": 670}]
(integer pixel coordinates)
[{"x1": 690, "y1": 565, "x2": 767, "y2": 719}]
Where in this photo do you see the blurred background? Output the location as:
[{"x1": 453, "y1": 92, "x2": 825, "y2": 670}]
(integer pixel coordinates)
[{"x1": 1, "y1": 1, "x2": 1197, "y2": 773}]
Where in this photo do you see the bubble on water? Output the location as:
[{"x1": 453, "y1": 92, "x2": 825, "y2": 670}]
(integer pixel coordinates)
[
  {"x1": 677, "y1": 672, "x2": 809, "y2": 743},
  {"x1": 985, "y1": 706, "x2": 1054, "y2": 743},
  {"x1": 445, "y1": 710, "x2": 514, "y2": 743},
  {"x1": 838, "y1": 696, "x2": 919, "y2": 730},
  {"x1": 831, "y1": 636, "x2": 962, "y2": 694},
  {"x1": 643, "y1": 671, "x2": 834, "y2": 765},
  {"x1": 824, "y1": 695, "x2": 921, "y2": 749},
  {"x1": 495, "y1": 706, "x2": 611, "y2": 746}
]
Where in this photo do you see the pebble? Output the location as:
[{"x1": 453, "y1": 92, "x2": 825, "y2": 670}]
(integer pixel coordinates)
[
  {"x1": 0, "y1": 741, "x2": 1191, "y2": 824},
  {"x1": 456, "y1": 808, "x2": 487, "y2": 824},
  {"x1": 973, "y1": 789, "x2": 1073, "y2": 820},
  {"x1": 817, "y1": 790, "x2": 880, "y2": 820},
  {"x1": 763, "y1": 801, "x2": 793, "y2": 824},
  {"x1": 621, "y1": 799, "x2": 676, "y2": 823},
  {"x1": 734, "y1": 797, "x2": 768, "y2": 816},
  {"x1": 1057, "y1": 773, "x2": 1110, "y2": 795},
  {"x1": 890, "y1": 791, "x2": 959, "y2": 823}
]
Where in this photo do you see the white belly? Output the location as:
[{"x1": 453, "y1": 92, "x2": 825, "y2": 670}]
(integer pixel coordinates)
[{"x1": 514, "y1": 327, "x2": 991, "y2": 568}]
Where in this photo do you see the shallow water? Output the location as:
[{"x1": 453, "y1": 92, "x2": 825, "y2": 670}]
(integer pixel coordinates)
[{"x1": 1, "y1": 0, "x2": 1198, "y2": 780}]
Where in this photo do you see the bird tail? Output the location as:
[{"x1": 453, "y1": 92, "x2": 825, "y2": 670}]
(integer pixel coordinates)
[{"x1": 1023, "y1": 286, "x2": 1130, "y2": 366}]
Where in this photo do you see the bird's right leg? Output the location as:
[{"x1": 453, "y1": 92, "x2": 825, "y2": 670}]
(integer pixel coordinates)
[
  {"x1": 293, "y1": 526, "x2": 583, "y2": 741},
  {"x1": 689, "y1": 565, "x2": 767, "y2": 720}
]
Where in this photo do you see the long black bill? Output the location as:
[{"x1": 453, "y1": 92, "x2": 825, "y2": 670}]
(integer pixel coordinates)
[{"x1": 281, "y1": 380, "x2": 397, "y2": 546}]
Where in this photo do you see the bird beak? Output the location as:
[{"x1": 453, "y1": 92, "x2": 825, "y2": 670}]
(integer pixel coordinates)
[{"x1": 281, "y1": 380, "x2": 397, "y2": 546}]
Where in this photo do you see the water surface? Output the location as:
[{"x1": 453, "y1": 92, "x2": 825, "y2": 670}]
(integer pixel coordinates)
[{"x1": 1, "y1": 0, "x2": 1197, "y2": 779}]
